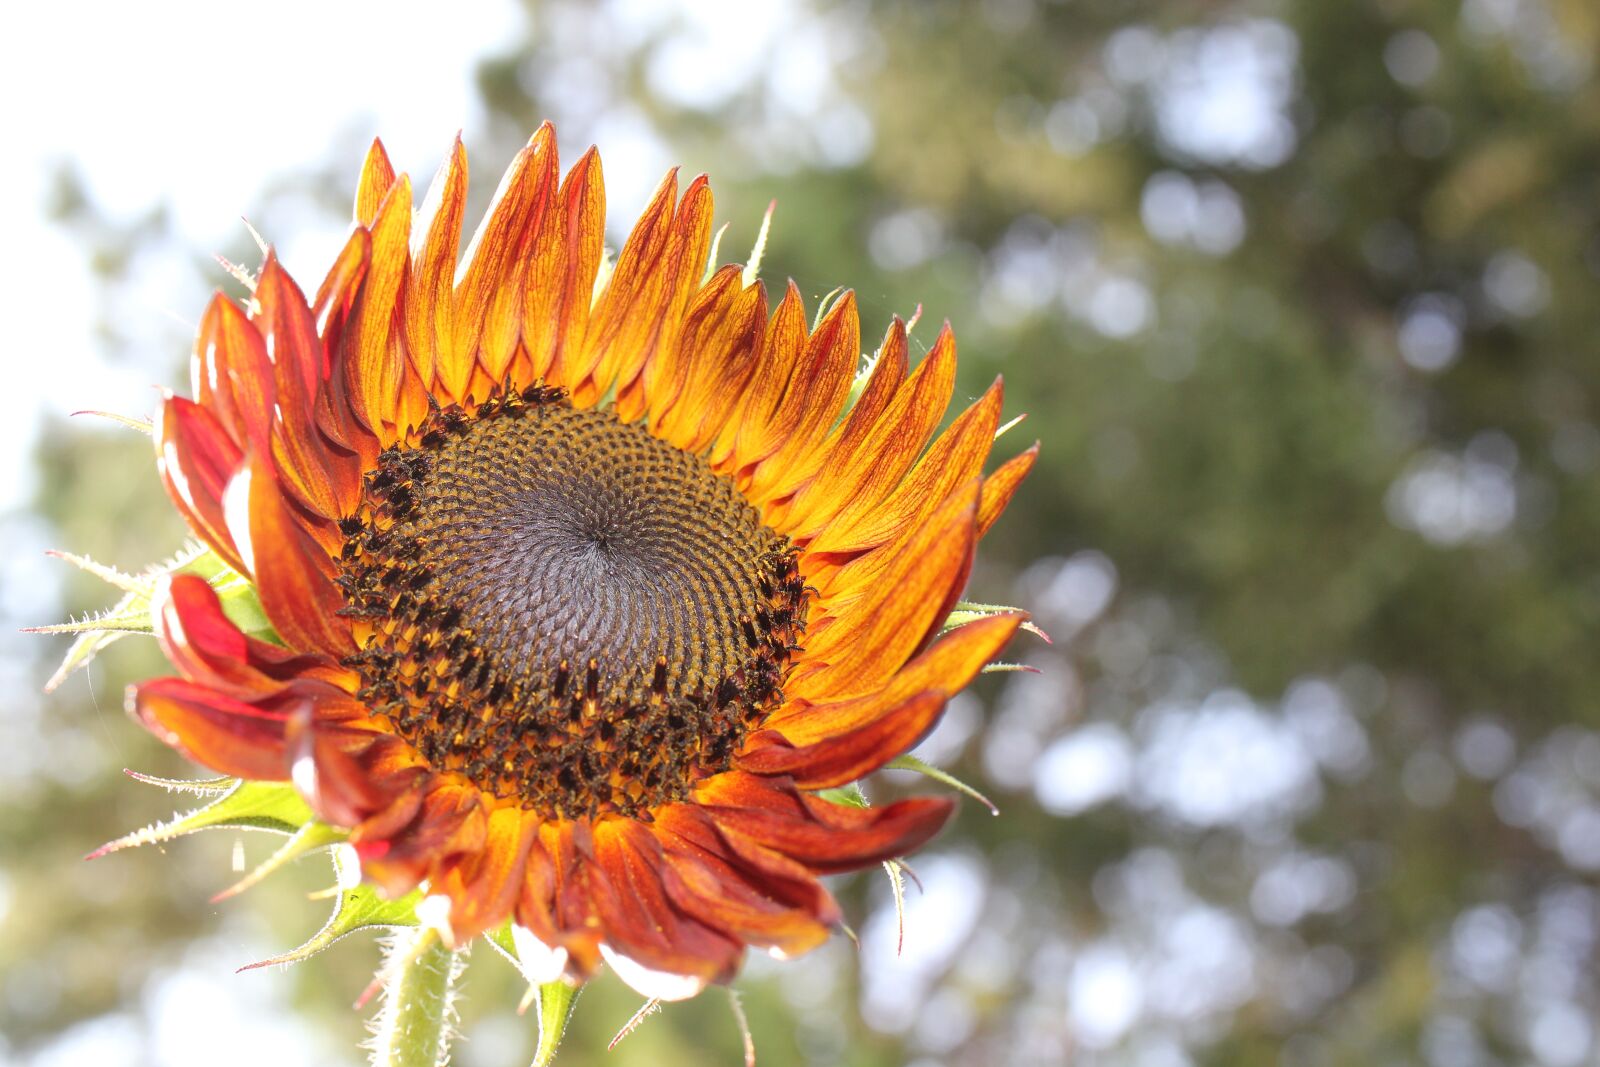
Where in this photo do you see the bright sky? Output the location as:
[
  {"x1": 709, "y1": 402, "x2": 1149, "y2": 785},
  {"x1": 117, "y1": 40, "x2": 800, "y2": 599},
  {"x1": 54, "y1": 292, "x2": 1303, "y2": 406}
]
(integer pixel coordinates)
[{"x1": 0, "y1": 0, "x2": 527, "y2": 509}]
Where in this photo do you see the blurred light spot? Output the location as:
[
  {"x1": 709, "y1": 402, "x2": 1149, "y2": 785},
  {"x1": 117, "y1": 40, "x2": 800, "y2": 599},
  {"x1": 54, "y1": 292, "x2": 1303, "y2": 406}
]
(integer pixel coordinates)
[
  {"x1": 1141, "y1": 172, "x2": 1247, "y2": 255},
  {"x1": 860, "y1": 854, "x2": 986, "y2": 1034},
  {"x1": 1397, "y1": 294, "x2": 1463, "y2": 372},
  {"x1": 1069, "y1": 942, "x2": 1143, "y2": 1048},
  {"x1": 1250, "y1": 853, "x2": 1357, "y2": 927},
  {"x1": 1422, "y1": 1015, "x2": 1489, "y2": 1067},
  {"x1": 1104, "y1": 25, "x2": 1166, "y2": 85},
  {"x1": 1147, "y1": 906, "x2": 1256, "y2": 1019},
  {"x1": 1087, "y1": 275, "x2": 1154, "y2": 338},
  {"x1": 1283, "y1": 678, "x2": 1371, "y2": 780},
  {"x1": 1555, "y1": 806, "x2": 1600, "y2": 871},
  {"x1": 1151, "y1": 20, "x2": 1299, "y2": 169},
  {"x1": 1025, "y1": 551, "x2": 1119, "y2": 633},
  {"x1": 1484, "y1": 251, "x2": 1550, "y2": 318},
  {"x1": 1385, "y1": 447, "x2": 1517, "y2": 546},
  {"x1": 869, "y1": 208, "x2": 946, "y2": 271},
  {"x1": 1384, "y1": 30, "x2": 1441, "y2": 87},
  {"x1": 1135, "y1": 693, "x2": 1320, "y2": 828},
  {"x1": 1528, "y1": 1001, "x2": 1592, "y2": 1067},
  {"x1": 1455, "y1": 717, "x2": 1516, "y2": 780},
  {"x1": 1035, "y1": 723, "x2": 1133, "y2": 815},
  {"x1": 1450, "y1": 904, "x2": 1523, "y2": 993}
]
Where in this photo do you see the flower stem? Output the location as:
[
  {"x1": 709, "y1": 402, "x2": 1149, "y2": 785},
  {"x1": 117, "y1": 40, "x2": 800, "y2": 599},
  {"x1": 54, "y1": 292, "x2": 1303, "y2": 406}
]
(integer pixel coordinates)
[
  {"x1": 532, "y1": 980, "x2": 578, "y2": 1067},
  {"x1": 370, "y1": 927, "x2": 463, "y2": 1067}
]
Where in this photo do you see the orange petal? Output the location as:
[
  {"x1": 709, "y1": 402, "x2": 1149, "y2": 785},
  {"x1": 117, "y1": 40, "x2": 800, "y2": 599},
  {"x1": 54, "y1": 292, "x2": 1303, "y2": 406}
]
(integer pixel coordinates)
[
  {"x1": 809, "y1": 376, "x2": 1003, "y2": 558},
  {"x1": 790, "y1": 480, "x2": 979, "y2": 700},
  {"x1": 354, "y1": 137, "x2": 397, "y2": 227},
  {"x1": 232, "y1": 456, "x2": 354, "y2": 658},
  {"x1": 432, "y1": 805, "x2": 539, "y2": 944},
  {"x1": 453, "y1": 124, "x2": 559, "y2": 392},
  {"x1": 354, "y1": 778, "x2": 487, "y2": 900},
  {"x1": 346, "y1": 175, "x2": 413, "y2": 438},
  {"x1": 591, "y1": 818, "x2": 741, "y2": 985},
  {"x1": 578, "y1": 171, "x2": 715, "y2": 410},
  {"x1": 696, "y1": 772, "x2": 953, "y2": 874},
  {"x1": 978, "y1": 442, "x2": 1039, "y2": 537},
  {"x1": 651, "y1": 266, "x2": 768, "y2": 454},
  {"x1": 712, "y1": 280, "x2": 806, "y2": 473},
  {"x1": 775, "y1": 612, "x2": 1022, "y2": 734},
  {"x1": 311, "y1": 226, "x2": 373, "y2": 452},
  {"x1": 255, "y1": 255, "x2": 348, "y2": 519},
  {"x1": 155, "y1": 395, "x2": 247, "y2": 574},
  {"x1": 780, "y1": 320, "x2": 956, "y2": 538},
  {"x1": 652, "y1": 813, "x2": 835, "y2": 958},
  {"x1": 743, "y1": 291, "x2": 860, "y2": 507},
  {"x1": 194, "y1": 293, "x2": 275, "y2": 459},
  {"x1": 525, "y1": 146, "x2": 604, "y2": 388},
  {"x1": 738, "y1": 689, "x2": 947, "y2": 789},
  {"x1": 409, "y1": 137, "x2": 468, "y2": 401},
  {"x1": 131, "y1": 677, "x2": 291, "y2": 780}
]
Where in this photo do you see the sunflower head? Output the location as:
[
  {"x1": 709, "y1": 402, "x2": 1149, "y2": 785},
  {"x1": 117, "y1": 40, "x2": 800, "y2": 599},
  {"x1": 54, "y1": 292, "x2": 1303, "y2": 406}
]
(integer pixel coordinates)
[{"x1": 120, "y1": 123, "x2": 1036, "y2": 1000}]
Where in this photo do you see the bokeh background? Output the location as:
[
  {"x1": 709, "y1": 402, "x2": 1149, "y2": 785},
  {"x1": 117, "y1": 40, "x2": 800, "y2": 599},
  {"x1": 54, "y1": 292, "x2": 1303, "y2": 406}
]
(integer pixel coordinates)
[{"x1": 5, "y1": 0, "x2": 1600, "y2": 1064}]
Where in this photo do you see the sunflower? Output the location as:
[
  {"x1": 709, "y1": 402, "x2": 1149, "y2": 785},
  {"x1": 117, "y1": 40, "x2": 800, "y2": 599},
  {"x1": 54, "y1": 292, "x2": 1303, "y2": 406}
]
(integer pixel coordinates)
[{"x1": 134, "y1": 124, "x2": 1035, "y2": 999}]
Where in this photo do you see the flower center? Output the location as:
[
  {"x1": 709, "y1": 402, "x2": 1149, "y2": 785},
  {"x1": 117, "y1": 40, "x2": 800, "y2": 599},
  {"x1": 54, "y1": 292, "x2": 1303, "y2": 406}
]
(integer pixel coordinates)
[{"x1": 336, "y1": 387, "x2": 807, "y2": 819}]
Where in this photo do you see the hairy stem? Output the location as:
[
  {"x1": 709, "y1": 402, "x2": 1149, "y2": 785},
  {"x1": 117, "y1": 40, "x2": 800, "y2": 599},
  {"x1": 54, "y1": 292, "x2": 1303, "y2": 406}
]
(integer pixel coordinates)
[{"x1": 370, "y1": 928, "x2": 464, "y2": 1067}]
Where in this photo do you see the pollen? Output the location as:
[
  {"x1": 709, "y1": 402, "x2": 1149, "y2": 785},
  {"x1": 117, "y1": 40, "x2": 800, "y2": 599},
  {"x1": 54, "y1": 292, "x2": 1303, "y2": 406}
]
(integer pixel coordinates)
[{"x1": 336, "y1": 386, "x2": 809, "y2": 819}]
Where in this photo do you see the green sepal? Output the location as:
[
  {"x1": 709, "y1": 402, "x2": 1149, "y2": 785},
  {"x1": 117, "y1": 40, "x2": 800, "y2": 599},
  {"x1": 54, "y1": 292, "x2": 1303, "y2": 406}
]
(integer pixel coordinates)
[
  {"x1": 885, "y1": 754, "x2": 999, "y2": 815},
  {"x1": 980, "y1": 661, "x2": 1040, "y2": 674},
  {"x1": 883, "y1": 858, "x2": 908, "y2": 955},
  {"x1": 89, "y1": 778, "x2": 314, "y2": 858},
  {"x1": 532, "y1": 981, "x2": 580, "y2": 1067},
  {"x1": 241, "y1": 846, "x2": 422, "y2": 971},
  {"x1": 214, "y1": 819, "x2": 348, "y2": 902},
  {"x1": 942, "y1": 600, "x2": 1050, "y2": 644},
  {"x1": 813, "y1": 783, "x2": 868, "y2": 809},
  {"x1": 32, "y1": 542, "x2": 278, "y2": 692}
]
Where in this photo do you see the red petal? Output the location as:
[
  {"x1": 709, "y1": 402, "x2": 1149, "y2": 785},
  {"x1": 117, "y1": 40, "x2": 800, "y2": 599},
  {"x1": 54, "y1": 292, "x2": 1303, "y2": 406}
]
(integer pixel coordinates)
[
  {"x1": 695, "y1": 772, "x2": 955, "y2": 873},
  {"x1": 233, "y1": 456, "x2": 354, "y2": 657},
  {"x1": 155, "y1": 573, "x2": 348, "y2": 697},
  {"x1": 155, "y1": 395, "x2": 247, "y2": 574},
  {"x1": 737, "y1": 689, "x2": 947, "y2": 789},
  {"x1": 131, "y1": 677, "x2": 290, "y2": 780}
]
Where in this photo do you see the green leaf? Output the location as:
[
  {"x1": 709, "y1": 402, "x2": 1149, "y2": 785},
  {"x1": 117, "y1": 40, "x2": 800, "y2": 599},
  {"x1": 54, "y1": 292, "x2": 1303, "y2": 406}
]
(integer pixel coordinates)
[
  {"x1": 885, "y1": 754, "x2": 1000, "y2": 815},
  {"x1": 89, "y1": 779, "x2": 314, "y2": 858},
  {"x1": 241, "y1": 847, "x2": 422, "y2": 971}
]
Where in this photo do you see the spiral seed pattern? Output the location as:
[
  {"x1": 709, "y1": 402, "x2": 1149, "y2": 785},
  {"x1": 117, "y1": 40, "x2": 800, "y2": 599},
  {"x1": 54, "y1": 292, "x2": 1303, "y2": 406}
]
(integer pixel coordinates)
[{"x1": 335, "y1": 386, "x2": 808, "y2": 819}]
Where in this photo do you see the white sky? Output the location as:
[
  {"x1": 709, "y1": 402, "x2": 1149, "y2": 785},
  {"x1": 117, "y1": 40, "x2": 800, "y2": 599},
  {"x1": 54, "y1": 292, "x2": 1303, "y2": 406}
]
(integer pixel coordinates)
[{"x1": 0, "y1": 0, "x2": 526, "y2": 509}]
